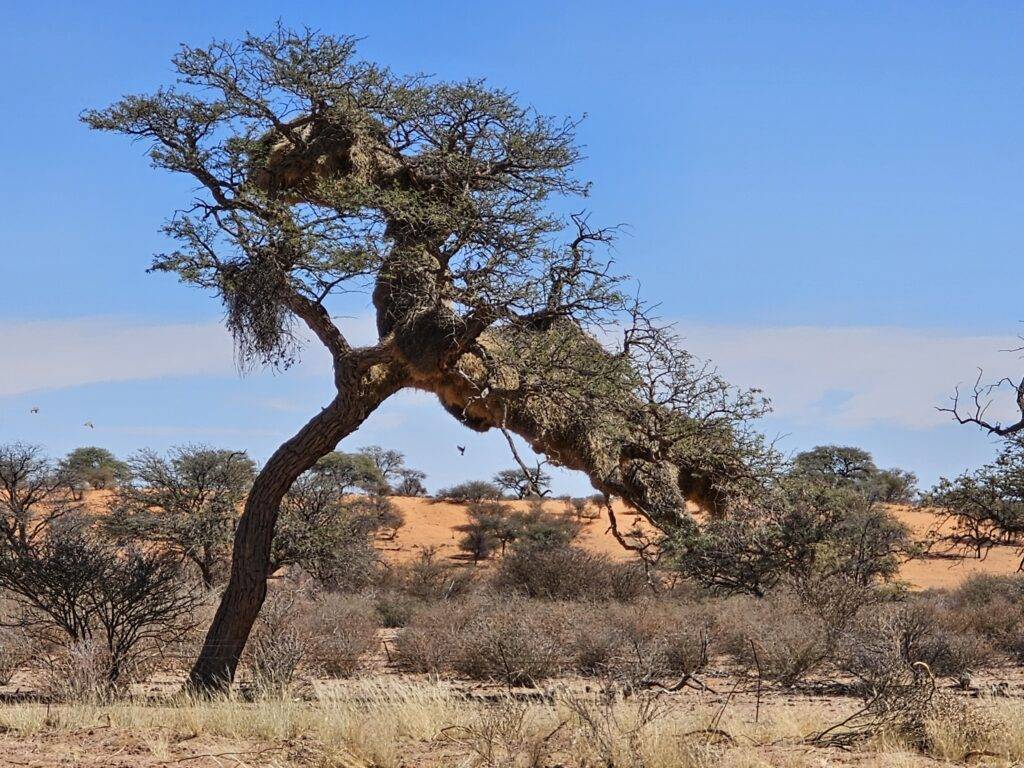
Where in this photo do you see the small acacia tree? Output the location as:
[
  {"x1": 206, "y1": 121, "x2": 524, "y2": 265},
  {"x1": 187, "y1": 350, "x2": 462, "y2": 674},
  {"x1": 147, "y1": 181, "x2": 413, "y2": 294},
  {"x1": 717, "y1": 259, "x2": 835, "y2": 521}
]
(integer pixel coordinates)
[
  {"x1": 927, "y1": 437, "x2": 1024, "y2": 565},
  {"x1": 60, "y1": 447, "x2": 130, "y2": 498},
  {"x1": 0, "y1": 443, "x2": 81, "y2": 551},
  {"x1": 493, "y1": 467, "x2": 552, "y2": 499},
  {"x1": 791, "y1": 445, "x2": 917, "y2": 504},
  {"x1": 85, "y1": 27, "x2": 767, "y2": 690},
  {"x1": 311, "y1": 451, "x2": 386, "y2": 494},
  {"x1": 104, "y1": 446, "x2": 257, "y2": 589}
]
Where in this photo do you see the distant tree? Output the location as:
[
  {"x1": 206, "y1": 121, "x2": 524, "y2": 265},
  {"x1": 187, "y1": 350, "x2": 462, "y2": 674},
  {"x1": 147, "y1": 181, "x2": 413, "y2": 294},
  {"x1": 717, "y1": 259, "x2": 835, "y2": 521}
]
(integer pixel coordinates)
[
  {"x1": 493, "y1": 467, "x2": 552, "y2": 499},
  {"x1": 865, "y1": 467, "x2": 918, "y2": 505},
  {"x1": 393, "y1": 468, "x2": 428, "y2": 497},
  {"x1": 358, "y1": 446, "x2": 404, "y2": 484},
  {"x1": 792, "y1": 446, "x2": 877, "y2": 486},
  {"x1": 669, "y1": 482, "x2": 911, "y2": 597},
  {"x1": 60, "y1": 447, "x2": 130, "y2": 498},
  {"x1": 274, "y1": 472, "x2": 400, "y2": 588},
  {"x1": 437, "y1": 480, "x2": 505, "y2": 503},
  {"x1": 0, "y1": 443, "x2": 81, "y2": 551},
  {"x1": 927, "y1": 437, "x2": 1024, "y2": 567},
  {"x1": 312, "y1": 451, "x2": 386, "y2": 494},
  {"x1": 103, "y1": 446, "x2": 256, "y2": 589},
  {"x1": 791, "y1": 445, "x2": 917, "y2": 504}
]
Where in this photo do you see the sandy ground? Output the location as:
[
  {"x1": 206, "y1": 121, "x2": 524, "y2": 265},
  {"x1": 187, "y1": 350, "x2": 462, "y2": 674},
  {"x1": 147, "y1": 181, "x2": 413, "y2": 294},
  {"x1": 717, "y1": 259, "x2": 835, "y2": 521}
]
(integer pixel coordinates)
[
  {"x1": 379, "y1": 496, "x2": 1023, "y2": 589},
  {"x1": 79, "y1": 491, "x2": 1023, "y2": 589}
]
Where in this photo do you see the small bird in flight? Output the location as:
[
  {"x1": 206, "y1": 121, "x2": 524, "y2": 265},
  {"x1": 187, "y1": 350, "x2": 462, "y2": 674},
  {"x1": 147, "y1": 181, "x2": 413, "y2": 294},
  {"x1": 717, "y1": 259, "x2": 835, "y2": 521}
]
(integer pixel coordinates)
[
  {"x1": 29, "y1": 407, "x2": 39, "y2": 414},
  {"x1": 457, "y1": 445, "x2": 466, "y2": 456},
  {"x1": 83, "y1": 421, "x2": 94, "y2": 429}
]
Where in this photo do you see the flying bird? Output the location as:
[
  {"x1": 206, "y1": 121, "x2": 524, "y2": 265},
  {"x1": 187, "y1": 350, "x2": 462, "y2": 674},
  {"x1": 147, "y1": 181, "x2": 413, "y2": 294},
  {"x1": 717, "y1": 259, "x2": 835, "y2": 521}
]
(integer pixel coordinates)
[
  {"x1": 83, "y1": 421, "x2": 94, "y2": 429},
  {"x1": 457, "y1": 445, "x2": 466, "y2": 456},
  {"x1": 29, "y1": 407, "x2": 39, "y2": 414}
]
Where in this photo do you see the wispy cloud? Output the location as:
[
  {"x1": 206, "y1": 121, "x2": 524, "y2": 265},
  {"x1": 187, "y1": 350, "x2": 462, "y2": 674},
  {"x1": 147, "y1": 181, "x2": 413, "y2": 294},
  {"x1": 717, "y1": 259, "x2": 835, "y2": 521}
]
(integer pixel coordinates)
[
  {"x1": 677, "y1": 324, "x2": 1021, "y2": 430},
  {"x1": 0, "y1": 318, "x2": 236, "y2": 397},
  {"x1": 3, "y1": 317, "x2": 1020, "y2": 435}
]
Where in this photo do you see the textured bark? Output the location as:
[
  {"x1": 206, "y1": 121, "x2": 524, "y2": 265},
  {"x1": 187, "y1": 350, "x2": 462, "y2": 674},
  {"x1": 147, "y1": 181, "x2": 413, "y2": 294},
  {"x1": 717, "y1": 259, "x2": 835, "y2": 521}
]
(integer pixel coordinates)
[{"x1": 186, "y1": 360, "x2": 403, "y2": 691}]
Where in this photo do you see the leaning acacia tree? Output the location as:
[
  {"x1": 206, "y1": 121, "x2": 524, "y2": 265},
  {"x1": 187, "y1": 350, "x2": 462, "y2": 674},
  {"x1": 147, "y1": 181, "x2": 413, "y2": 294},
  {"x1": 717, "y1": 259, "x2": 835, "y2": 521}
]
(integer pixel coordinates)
[{"x1": 85, "y1": 27, "x2": 768, "y2": 691}]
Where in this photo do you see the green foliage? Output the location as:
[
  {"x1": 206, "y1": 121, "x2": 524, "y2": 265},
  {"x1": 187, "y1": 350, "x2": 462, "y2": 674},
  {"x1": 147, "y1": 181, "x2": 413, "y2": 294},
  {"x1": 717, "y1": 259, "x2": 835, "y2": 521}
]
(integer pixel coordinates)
[
  {"x1": 104, "y1": 446, "x2": 256, "y2": 588},
  {"x1": 668, "y1": 482, "x2": 912, "y2": 597},
  {"x1": 927, "y1": 437, "x2": 1024, "y2": 564},
  {"x1": 312, "y1": 451, "x2": 387, "y2": 494},
  {"x1": 437, "y1": 480, "x2": 504, "y2": 502},
  {"x1": 791, "y1": 445, "x2": 918, "y2": 503},
  {"x1": 60, "y1": 447, "x2": 130, "y2": 494}
]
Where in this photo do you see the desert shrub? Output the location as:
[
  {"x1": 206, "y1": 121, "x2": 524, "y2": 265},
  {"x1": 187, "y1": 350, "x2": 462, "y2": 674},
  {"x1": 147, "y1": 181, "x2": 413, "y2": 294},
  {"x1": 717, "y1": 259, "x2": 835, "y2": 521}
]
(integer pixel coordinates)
[
  {"x1": 451, "y1": 597, "x2": 564, "y2": 686},
  {"x1": 310, "y1": 593, "x2": 381, "y2": 678},
  {"x1": 394, "y1": 600, "x2": 476, "y2": 674},
  {"x1": 717, "y1": 590, "x2": 830, "y2": 686},
  {"x1": 372, "y1": 589, "x2": 421, "y2": 628},
  {"x1": 397, "y1": 596, "x2": 565, "y2": 685},
  {"x1": 245, "y1": 590, "x2": 313, "y2": 697},
  {"x1": 943, "y1": 574, "x2": 1024, "y2": 657},
  {"x1": 41, "y1": 639, "x2": 121, "y2": 703},
  {"x1": 275, "y1": 478, "x2": 396, "y2": 590},
  {"x1": 565, "y1": 496, "x2": 601, "y2": 521},
  {"x1": 493, "y1": 544, "x2": 645, "y2": 601},
  {"x1": 436, "y1": 481, "x2": 504, "y2": 502},
  {"x1": 382, "y1": 547, "x2": 478, "y2": 603},
  {"x1": 0, "y1": 524, "x2": 202, "y2": 690},
  {"x1": 456, "y1": 518, "x2": 498, "y2": 562},
  {"x1": 838, "y1": 599, "x2": 994, "y2": 691},
  {"x1": 0, "y1": 625, "x2": 33, "y2": 686},
  {"x1": 669, "y1": 483, "x2": 911, "y2": 597},
  {"x1": 553, "y1": 600, "x2": 714, "y2": 682},
  {"x1": 889, "y1": 600, "x2": 993, "y2": 684},
  {"x1": 557, "y1": 603, "x2": 627, "y2": 674}
]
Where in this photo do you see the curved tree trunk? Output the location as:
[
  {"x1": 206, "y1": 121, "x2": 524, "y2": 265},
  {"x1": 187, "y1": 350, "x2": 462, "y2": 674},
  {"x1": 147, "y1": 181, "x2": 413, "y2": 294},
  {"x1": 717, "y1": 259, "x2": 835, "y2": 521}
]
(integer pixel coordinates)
[{"x1": 187, "y1": 362, "x2": 402, "y2": 692}]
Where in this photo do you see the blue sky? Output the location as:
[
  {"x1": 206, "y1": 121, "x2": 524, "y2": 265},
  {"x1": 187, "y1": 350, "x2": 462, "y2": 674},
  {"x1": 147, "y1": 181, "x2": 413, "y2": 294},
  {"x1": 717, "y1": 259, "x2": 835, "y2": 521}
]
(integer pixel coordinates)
[{"x1": 1, "y1": 1, "x2": 1022, "y2": 493}]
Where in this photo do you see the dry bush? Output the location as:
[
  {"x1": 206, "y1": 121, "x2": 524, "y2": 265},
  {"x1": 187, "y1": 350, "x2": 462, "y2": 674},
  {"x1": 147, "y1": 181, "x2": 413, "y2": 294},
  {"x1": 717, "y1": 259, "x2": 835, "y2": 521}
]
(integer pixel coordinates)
[
  {"x1": 557, "y1": 603, "x2": 628, "y2": 675},
  {"x1": 371, "y1": 588, "x2": 421, "y2": 629},
  {"x1": 379, "y1": 547, "x2": 477, "y2": 602},
  {"x1": 441, "y1": 698, "x2": 559, "y2": 768},
  {"x1": 394, "y1": 600, "x2": 476, "y2": 674},
  {"x1": 245, "y1": 590, "x2": 314, "y2": 697},
  {"x1": 943, "y1": 574, "x2": 1024, "y2": 659},
  {"x1": 0, "y1": 625, "x2": 34, "y2": 686},
  {"x1": 451, "y1": 597, "x2": 565, "y2": 686},
  {"x1": 606, "y1": 601, "x2": 715, "y2": 683},
  {"x1": 397, "y1": 596, "x2": 565, "y2": 686},
  {"x1": 717, "y1": 590, "x2": 829, "y2": 686},
  {"x1": 492, "y1": 545, "x2": 646, "y2": 601},
  {"x1": 371, "y1": 547, "x2": 478, "y2": 627},
  {"x1": 40, "y1": 639, "x2": 122, "y2": 703},
  {"x1": 309, "y1": 593, "x2": 381, "y2": 678},
  {"x1": 838, "y1": 599, "x2": 993, "y2": 690}
]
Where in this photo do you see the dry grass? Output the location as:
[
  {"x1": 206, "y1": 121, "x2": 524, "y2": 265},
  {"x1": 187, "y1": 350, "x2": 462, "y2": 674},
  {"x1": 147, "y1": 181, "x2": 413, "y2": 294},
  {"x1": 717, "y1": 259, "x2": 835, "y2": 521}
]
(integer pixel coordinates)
[{"x1": 1, "y1": 677, "x2": 1022, "y2": 766}]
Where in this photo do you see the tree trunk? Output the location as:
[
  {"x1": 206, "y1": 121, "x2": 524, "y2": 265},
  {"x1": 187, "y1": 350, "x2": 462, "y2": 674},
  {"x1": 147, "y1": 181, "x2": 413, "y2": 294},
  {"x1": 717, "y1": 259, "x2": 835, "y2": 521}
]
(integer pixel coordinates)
[{"x1": 186, "y1": 364, "x2": 401, "y2": 693}]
